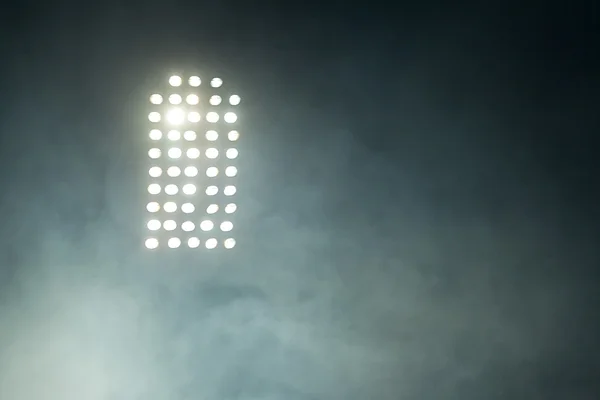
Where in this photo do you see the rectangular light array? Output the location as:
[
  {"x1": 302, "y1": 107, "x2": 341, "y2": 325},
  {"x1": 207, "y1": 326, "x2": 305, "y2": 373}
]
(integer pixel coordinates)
[{"x1": 144, "y1": 74, "x2": 240, "y2": 250}]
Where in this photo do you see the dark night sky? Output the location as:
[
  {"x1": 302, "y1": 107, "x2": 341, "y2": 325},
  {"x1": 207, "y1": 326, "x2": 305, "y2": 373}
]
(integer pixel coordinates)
[{"x1": 0, "y1": 1, "x2": 599, "y2": 399}]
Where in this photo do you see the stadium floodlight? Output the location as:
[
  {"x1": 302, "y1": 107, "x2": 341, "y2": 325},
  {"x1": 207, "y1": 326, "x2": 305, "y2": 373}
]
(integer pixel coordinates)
[{"x1": 145, "y1": 73, "x2": 240, "y2": 250}]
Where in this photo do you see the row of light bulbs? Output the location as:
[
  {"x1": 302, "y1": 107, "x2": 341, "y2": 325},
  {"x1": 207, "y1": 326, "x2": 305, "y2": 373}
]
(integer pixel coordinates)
[
  {"x1": 149, "y1": 165, "x2": 237, "y2": 178},
  {"x1": 147, "y1": 219, "x2": 233, "y2": 232},
  {"x1": 145, "y1": 237, "x2": 236, "y2": 249},
  {"x1": 149, "y1": 129, "x2": 239, "y2": 142},
  {"x1": 150, "y1": 93, "x2": 241, "y2": 106},
  {"x1": 166, "y1": 75, "x2": 223, "y2": 88},
  {"x1": 147, "y1": 183, "x2": 236, "y2": 196},
  {"x1": 147, "y1": 202, "x2": 236, "y2": 214},
  {"x1": 148, "y1": 110, "x2": 238, "y2": 124},
  {"x1": 148, "y1": 147, "x2": 237, "y2": 160}
]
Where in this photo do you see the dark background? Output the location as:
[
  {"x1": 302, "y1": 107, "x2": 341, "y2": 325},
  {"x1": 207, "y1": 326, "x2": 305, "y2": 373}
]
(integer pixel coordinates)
[{"x1": 0, "y1": 1, "x2": 599, "y2": 399}]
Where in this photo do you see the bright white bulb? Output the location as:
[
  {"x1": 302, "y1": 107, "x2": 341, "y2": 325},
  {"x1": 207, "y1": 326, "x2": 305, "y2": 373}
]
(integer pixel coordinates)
[
  {"x1": 148, "y1": 184, "x2": 161, "y2": 194},
  {"x1": 168, "y1": 147, "x2": 182, "y2": 159},
  {"x1": 206, "y1": 167, "x2": 218, "y2": 177},
  {"x1": 184, "y1": 166, "x2": 198, "y2": 177},
  {"x1": 188, "y1": 76, "x2": 201, "y2": 87},
  {"x1": 169, "y1": 75, "x2": 182, "y2": 87},
  {"x1": 164, "y1": 220, "x2": 177, "y2": 231},
  {"x1": 147, "y1": 202, "x2": 160, "y2": 213},
  {"x1": 167, "y1": 130, "x2": 181, "y2": 140},
  {"x1": 166, "y1": 108, "x2": 185, "y2": 125},
  {"x1": 209, "y1": 95, "x2": 222, "y2": 105},
  {"x1": 168, "y1": 237, "x2": 181, "y2": 248},
  {"x1": 165, "y1": 184, "x2": 178, "y2": 195},
  {"x1": 150, "y1": 94, "x2": 163, "y2": 104},
  {"x1": 183, "y1": 130, "x2": 197, "y2": 141},
  {"x1": 228, "y1": 130, "x2": 239, "y2": 141},
  {"x1": 148, "y1": 148, "x2": 161, "y2": 159},
  {"x1": 229, "y1": 95, "x2": 241, "y2": 105},
  {"x1": 210, "y1": 78, "x2": 223, "y2": 88},
  {"x1": 225, "y1": 203, "x2": 237, "y2": 214},
  {"x1": 188, "y1": 112, "x2": 201, "y2": 123},
  {"x1": 188, "y1": 237, "x2": 200, "y2": 248},
  {"x1": 205, "y1": 130, "x2": 218, "y2": 141},
  {"x1": 169, "y1": 94, "x2": 182, "y2": 105},
  {"x1": 220, "y1": 221, "x2": 233, "y2": 232},
  {"x1": 226, "y1": 148, "x2": 238, "y2": 159},
  {"x1": 200, "y1": 220, "x2": 214, "y2": 231},
  {"x1": 145, "y1": 238, "x2": 159, "y2": 249},
  {"x1": 205, "y1": 148, "x2": 218, "y2": 159},
  {"x1": 149, "y1": 166, "x2": 162, "y2": 177},
  {"x1": 182, "y1": 221, "x2": 195, "y2": 232},
  {"x1": 224, "y1": 185, "x2": 236, "y2": 196},
  {"x1": 181, "y1": 203, "x2": 195, "y2": 213},
  {"x1": 148, "y1": 112, "x2": 161, "y2": 122},
  {"x1": 167, "y1": 166, "x2": 181, "y2": 177},
  {"x1": 186, "y1": 94, "x2": 199, "y2": 105},
  {"x1": 147, "y1": 219, "x2": 161, "y2": 231},
  {"x1": 224, "y1": 112, "x2": 237, "y2": 123},
  {"x1": 205, "y1": 186, "x2": 218, "y2": 196},
  {"x1": 182, "y1": 184, "x2": 196, "y2": 195},
  {"x1": 224, "y1": 238, "x2": 236, "y2": 249},
  {"x1": 149, "y1": 129, "x2": 162, "y2": 140},
  {"x1": 164, "y1": 202, "x2": 177, "y2": 213},
  {"x1": 206, "y1": 204, "x2": 219, "y2": 214},
  {"x1": 206, "y1": 112, "x2": 219, "y2": 123},
  {"x1": 225, "y1": 166, "x2": 237, "y2": 177},
  {"x1": 186, "y1": 148, "x2": 200, "y2": 159},
  {"x1": 206, "y1": 238, "x2": 218, "y2": 249}
]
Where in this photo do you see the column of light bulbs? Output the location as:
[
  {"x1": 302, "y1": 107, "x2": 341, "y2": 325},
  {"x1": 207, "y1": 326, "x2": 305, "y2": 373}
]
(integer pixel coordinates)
[{"x1": 145, "y1": 74, "x2": 240, "y2": 250}]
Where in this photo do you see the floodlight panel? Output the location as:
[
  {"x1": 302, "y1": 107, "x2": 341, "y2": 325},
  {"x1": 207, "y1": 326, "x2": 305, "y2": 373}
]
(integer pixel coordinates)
[{"x1": 145, "y1": 73, "x2": 240, "y2": 250}]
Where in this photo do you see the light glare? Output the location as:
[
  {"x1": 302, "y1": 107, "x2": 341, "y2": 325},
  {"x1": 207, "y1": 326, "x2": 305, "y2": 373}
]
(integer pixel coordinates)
[
  {"x1": 167, "y1": 130, "x2": 181, "y2": 140},
  {"x1": 149, "y1": 129, "x2": 162, "y2": 140},
  {"x1": 169, "y1": 94, "x2": 182, "y2": 105},
  {"x1": 149, "y1": 166, "x2": 162, "y2": 177},
  {"x1": 148, "y1": 112, "x2": 161, "y2": 122},
  {"x1": 183, "y1": 130, "x2": 196, "y2": 141},
  {"x1": 145, "y1": 238, "x2": 159, "y2": 249},
  {"x1": 169, "y1": 75, "x2": 182, "y2": 87},
  {"x1": 206, "y1": 112, "x2": 219, "y2": 123},
  {"x1": 206, "y1": 167, "x2": 218, "y2": 177},
  {"x1": 225, "y1": 166, "x2": 237, "y2": 177},
  {"x1": 165, "y1": 184, "x2": 178, "y2": 195},
  {"x1": 226, "y1": 148, "x2": 238, "y2": 159},
  {"x1": 181, "y1": 203, "x2": 195, "y2": 213},
  {"x1": 147, "y1": 202, "x2": 160, "y2": 212},
  {"x1": 205, "y1": 130, "x2": 218, "y2": 141},
  {"x1": 205, "y1": 148, "x2": 218, "y2": 159},
  {"x1": 168, "y1": 147, "x2": 182, "y2": 159},
  {"x1": 167, "y1": 166, "x2": 181, "y2": 177},
  {"x1": 188, "y1": 111, "x2": 201, "y2": 123},
  {"x1": 228, "y1": 130, "x2": 240, "y2": 141},
  {"x1": 206, "y1": 238, "x2": 218, "y2": 249},
  {"x1": 224, "y1": 112, "x2": 237, "y2": 123},
  {"x1": 168, "y1": 237, "x2": 181, "y2": 248},
  {"x1": 166, "y1": 108, "x2": 185, "y2": 125},
  {"x1": 224, "y1": 185, "x2": 236, "y2": 196},
  {"x1": 184, "y1": 166, "x2": 198, "y2": 177},
  {"x1": 189, "y1": 76, "x2": 201, "y2": 87},
  {"x1": 148, "y1": 148, "x2": 161, "y2": 159},
  {"x1": 150, "y1": 94, "x2": 163, "y2": 104},
  {"x1": 186, "y1": 94, "x2": 199, "y2": 105}
]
